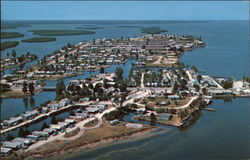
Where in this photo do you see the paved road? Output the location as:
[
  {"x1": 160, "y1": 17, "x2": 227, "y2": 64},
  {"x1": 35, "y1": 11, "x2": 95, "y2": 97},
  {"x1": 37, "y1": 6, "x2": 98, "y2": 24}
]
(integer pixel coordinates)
[
  {"x1": 1, "y1": 101, "x2": 93, "y2": 134},
  {"x1": 26, "y1": 106, "x2": 116, "y2": 151},
  {"x1": 172, "y1": 96, "x2": 198, "y2": 110}
]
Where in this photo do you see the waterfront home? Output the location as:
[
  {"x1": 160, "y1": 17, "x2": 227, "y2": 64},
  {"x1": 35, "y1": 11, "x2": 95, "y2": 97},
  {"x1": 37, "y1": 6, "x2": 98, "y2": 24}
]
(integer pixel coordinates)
[
  {"x1": 125, "y1": 123, "x2": 142, "y2": 128},
  {"x1": 1, "y1": 147, "x2": 12, "y2": 156},
  {"x1": 12, "y1": 137, "x2": 32, "y2": 146},
  {"x1": 209, "y1": 88, "x2": 224, "y2": 96},
  {"x1": 79, "y1": 98, "x2": 90, "y2": 102},
  {"x1": 11, "y1": 80, "x2": 37, "y2": 89},
  {"x1": 26, "y1": 135, "x2": 39, "y2": 142},
  {"x1": 50, "y1": 124, "x2": 65, "y2": 131},
  {"x1": 203, "y1": 96, "x2": 213, "y2": 104},
  {"x1": 58, "y1": 122, "x2": 70, "y2": 128},
  {"x1": 75, "y1": 112, "x2": 88, "y2": 119},
  {"x1": 2, "y1": 141, "x2": 23, "y2": 150},
  {"x1": 86, "y1": 107, "x2": 99, "y2": 113},
  {"x1": 110, "y1": 119, "x2": 120, "y2": 125},
  {"x1": 158, "y1": 113, "x2": 172, "y2": 120},
  {"x1": 21, "y1": 110, "x2": 39, "y2": 119},
  {"x1": 42, "y1": 107, "x2": 49, "y2": 113},
  {"x1": 64, "y1": 119, "x2": 76, "y2": 124},
  {"x1": 223, "y1": 89, "x2": 233, "y2": 95},
  {"x1": 167, "y1": 95, "x2": 180, "y2": 100},
  {"x1": 89, "y1": 104, "x2": 107, "y2": 112},
  {"x1": 3, "y1": 116, "x2": 23, "y2": 126},
  {"x1": 43, "y1": 128, "x2": 57, "y2": 135},
  {"x1": 32, "y1": 131, "x2": 49, "y2": 140}
]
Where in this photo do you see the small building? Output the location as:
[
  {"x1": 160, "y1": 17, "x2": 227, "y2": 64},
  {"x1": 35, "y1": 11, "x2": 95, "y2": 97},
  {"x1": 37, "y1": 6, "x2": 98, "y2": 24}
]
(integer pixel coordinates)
[
  {"x1": 12, "y1": 137, "x2": 32, "y2": 146},
  {"x1": 64, "y1": 119, "x2": 76, "y2": 124},
  {"x1": 1, "y1": 147, "x2": 12, "y2": 156},
  {"x1": 32, "y1": 131, "x2": 49, "y2": 140},
  {"x1": 2, "y1": 141, "x2": 22, "y2": 150},
  {"x1": 167, "y1": 95, "x2": 180, "y2": 100},
  {"x1": 27, "y1": 135, "x2": 39, "y2": 142},
  {"x1": 86, "y1": 107, "x2": 99, "y2": 113},
  {"x1": 158, "y1": 113, "x2": 172, "y2": 121},
  {"x1": 3, "y1": 116, "x2": 23, "y2": 126},
  {"x1": 43, "y1": 128, "x2": 57, "y2": 135},
  {"x1": 75, "y1": 112, "x2": 88, "y2": 119},
  {"x1": 50, "y1": 124, "x2": 64, "y2": 131},
  {"x1": 110, "y1": 119, "x2": 120, "y2": 125}
]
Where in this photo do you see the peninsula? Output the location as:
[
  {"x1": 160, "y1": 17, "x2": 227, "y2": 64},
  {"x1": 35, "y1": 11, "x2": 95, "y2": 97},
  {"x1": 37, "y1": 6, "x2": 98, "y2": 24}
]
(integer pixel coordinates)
[{"x1": 1, "y1": 34, "x2": 249, "y2": 160}]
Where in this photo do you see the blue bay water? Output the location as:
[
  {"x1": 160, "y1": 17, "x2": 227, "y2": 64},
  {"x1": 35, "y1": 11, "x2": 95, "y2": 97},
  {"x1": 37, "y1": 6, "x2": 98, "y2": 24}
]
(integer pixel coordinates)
[{"x1": 1, "y1": 21, "x2": 249, "y2": 159}]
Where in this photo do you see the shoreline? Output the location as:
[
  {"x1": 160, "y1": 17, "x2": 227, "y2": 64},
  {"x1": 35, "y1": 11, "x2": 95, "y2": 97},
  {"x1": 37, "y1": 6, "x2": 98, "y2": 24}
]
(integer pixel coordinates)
[{"x1": 26, "y1": 126, "x2": 156, "y2": 160}]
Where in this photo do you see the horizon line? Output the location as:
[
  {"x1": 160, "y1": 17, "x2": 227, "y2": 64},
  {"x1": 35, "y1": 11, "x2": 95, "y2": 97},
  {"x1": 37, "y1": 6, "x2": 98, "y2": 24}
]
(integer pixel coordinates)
[{"x1": 2, "y1": 19, "x2": 249, "y2": 21}]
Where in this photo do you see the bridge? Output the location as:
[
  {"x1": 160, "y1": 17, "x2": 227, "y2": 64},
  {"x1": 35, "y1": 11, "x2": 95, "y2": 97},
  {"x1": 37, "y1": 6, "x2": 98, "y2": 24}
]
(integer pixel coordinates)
[{"x1": 41, "y1": 87, "x2": 56, "y2": 91}]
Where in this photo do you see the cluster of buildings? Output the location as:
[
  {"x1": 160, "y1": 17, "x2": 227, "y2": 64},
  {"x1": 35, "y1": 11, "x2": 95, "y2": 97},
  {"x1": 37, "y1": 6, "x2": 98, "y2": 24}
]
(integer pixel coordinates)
[
  {"x1": 1, "y1": 98, "x2": 70, "y2": 130},
  {"x1": 1, "y1": 118, "x2": 76, "y2": 156}
]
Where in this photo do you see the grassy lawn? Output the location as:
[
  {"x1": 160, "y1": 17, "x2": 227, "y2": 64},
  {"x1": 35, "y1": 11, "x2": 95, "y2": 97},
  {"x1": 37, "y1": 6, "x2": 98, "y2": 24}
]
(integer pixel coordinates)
[
  {"x1": 21, "y1": 37, "x2": 56, "y2": 42},
  {"x1": 1, "y1": 89, "x2": 40, "y2": 98},
  {"x1": 28, "y1": 30, "x2": 95, "y2": 36},
  {"x1": 143, "y1": 96, "x2": 191, "y2": 108},
  {"x1": 64, "y1": 127, "x2": 80, "y2": 138},
  {"x1": 1, "y1": 32, "x2": 24, "y2": 39},
  {"x1": 134, "y1": 115, "x2": 181, "y2": 127},
  {"x1": 84, "y1": 119, "x2": 98, "y2": 128}
]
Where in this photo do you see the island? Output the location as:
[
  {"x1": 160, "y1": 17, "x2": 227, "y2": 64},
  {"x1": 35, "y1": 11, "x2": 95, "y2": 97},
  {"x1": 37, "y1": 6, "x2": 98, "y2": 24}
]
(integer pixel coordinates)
[
  {"x1": 141, "y1": 27, "x2": 167, "y2": 34},
  {"x1": 1, "y1": 32, "x2": 24, "y2": 39},
  {"x1": 75, "y1": 25, "x2": 104, "y2": 30},
  {"x1": 28, "y1": 30, "x2": 95, "y2": 36},
  {"x1": 21, "y1": 37, "x2": 56, "y2": 43},
  {"x1": 0, "y1": 41, "x2": 19, "y2": 51}
]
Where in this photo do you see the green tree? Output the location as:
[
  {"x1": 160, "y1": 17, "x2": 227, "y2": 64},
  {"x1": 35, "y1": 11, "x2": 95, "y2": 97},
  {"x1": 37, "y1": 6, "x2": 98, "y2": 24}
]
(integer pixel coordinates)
[
  {"x1": 193, "y1": 84, "x2": 200, "y2": 92},
  {"x1": 115, "y1": 67, "x2": 124, "y2": 79},
  {"x1": 55, "y1": 80, "x2": 65, "y2": 98},
  {"x1": 88, "y1": 83, "x2": 94, "y2": 90},
  {"x1": 103, "y1": 79, "x2": 109, "y2": 89},
  {"x1": 150, "y1": 113, "x2": 157, "y2": 125},
  {"x1": 202, "y1": 88, "x2": 208, "y2": 95},
  {"x1": 28, "y1": 82, "x2": 35, "y2": 94},
  {"x1": 197, "y1": 75, "x2": 202, "y2": 83},
  {"x1": 69, "y1": 111, "x2": 75, "y2": 116},
  {"x1": 6, "y1": 134, "x2": 14, "y2": 141},
  {"x1": 18, "y1": 128, "x2": 25, "y2": 137},
  {"x1": 51, "y1": 116, "x2": 58, "y2": 124},
  {"x1": 222, "y1": 79, "x2": 233, "y2": 89},
  {"x1": 119, "y1": 80, "x2": 127, "y2": 92},
  {"x1": 191, "y1": 66, "x2": 198, "y2": 73},
  {"x1": 172, "y1": 81, "x2": 178, "y2": 93},
  {"x1": 22, "y1": 81, "x2": 28, "y2": 93},
  {"x1": 100, "y1": 67, "x2": 105, "y2": 73}
]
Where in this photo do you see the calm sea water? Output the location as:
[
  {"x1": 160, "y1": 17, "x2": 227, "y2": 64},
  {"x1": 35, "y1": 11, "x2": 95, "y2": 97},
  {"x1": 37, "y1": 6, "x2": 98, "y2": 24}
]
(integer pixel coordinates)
[{"x1": 1, "y1": 21, "x2": 250, "y2": 158}]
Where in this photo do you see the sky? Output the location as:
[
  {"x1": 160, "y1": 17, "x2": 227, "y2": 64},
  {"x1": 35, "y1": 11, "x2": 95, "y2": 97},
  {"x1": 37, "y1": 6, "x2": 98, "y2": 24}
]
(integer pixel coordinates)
[{"x1": 1, "y1": 1, "x2": 249, "y2": 20}]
